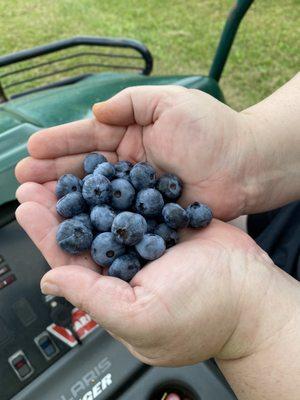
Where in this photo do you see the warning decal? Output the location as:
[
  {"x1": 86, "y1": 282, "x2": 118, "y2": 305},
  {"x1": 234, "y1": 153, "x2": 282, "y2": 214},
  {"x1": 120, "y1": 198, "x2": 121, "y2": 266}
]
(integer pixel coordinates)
[{"x1": 47, "y1": 308, "x2": 98, "y2": 347}]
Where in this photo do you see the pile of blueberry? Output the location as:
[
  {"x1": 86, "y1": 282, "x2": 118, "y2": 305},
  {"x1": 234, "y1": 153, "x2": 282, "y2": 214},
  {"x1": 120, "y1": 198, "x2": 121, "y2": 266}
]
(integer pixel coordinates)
[{"x1": 55, "y1": 153, "x2": 213, "y2": 282}]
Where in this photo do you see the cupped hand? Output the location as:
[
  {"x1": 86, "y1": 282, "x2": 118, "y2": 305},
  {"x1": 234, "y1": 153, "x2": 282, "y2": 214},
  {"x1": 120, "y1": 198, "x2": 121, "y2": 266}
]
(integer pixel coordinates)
[
  {"x1": 15, "y1": 85, "x2": 257, "y2": 220},
  {"x1": 15, "y1": 180, "x2": 277, "y2": 367}
]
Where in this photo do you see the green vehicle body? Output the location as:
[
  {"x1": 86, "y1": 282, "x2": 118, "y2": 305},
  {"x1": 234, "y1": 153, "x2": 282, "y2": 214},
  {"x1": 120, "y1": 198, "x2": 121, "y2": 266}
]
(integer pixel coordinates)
[{"x1": 0, "y1": 0, "x2": 253, "y2": 206}]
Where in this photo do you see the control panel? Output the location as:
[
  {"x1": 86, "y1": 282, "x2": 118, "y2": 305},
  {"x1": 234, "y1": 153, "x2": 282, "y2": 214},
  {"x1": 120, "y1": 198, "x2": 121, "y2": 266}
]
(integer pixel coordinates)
[{"x1": 0, "y1": 203, "x2": 237, "y2": 400}]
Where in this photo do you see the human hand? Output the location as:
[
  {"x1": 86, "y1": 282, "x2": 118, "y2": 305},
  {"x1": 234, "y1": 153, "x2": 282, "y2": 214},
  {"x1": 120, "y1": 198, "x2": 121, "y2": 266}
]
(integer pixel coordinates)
[
  {"x1": 15, "y1": 86, "x2": 258, "y2": 220},
  {"x1": 16, "y1": 180, "x2": 294, "y2": 366}
]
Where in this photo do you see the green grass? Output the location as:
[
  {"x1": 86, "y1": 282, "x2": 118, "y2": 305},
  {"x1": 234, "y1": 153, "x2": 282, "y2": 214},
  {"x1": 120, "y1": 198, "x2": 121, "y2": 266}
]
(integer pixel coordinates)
[{"x1": 0, "y1": 0, "x2": 299, "y2": 110}]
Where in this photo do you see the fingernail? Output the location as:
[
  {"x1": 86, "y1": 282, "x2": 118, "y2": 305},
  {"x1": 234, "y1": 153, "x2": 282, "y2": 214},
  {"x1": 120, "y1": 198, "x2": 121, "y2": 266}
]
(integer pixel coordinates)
[
  {"x1": 41, "y1": 281, "x2": 60, "y2": 296},
  {"x1": 92, "y1": 101, "x2": 107, "y2": 110}
]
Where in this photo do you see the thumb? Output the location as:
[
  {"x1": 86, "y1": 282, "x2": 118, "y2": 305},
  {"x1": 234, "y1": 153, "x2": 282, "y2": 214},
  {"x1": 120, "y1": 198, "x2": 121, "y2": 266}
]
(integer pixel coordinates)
[
  {"x1": 92, "y1": 85, "x2": 183, "y2": 126},
  {"x1": 40, "y1": 265, "x2": 136, "y2": 335}
]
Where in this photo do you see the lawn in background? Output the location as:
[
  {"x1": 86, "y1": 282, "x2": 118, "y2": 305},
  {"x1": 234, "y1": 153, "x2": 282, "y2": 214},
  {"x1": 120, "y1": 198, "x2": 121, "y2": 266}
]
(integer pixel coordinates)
[{"x1": 0, "y1": 0, "x2": 299, "y2": 110}]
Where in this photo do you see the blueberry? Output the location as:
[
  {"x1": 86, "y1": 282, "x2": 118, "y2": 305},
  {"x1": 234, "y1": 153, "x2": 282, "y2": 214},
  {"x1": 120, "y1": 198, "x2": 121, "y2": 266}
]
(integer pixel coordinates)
[
  {"x1": 55, "y1": 174, "x2": 82, "y2": 199},
  {"x1": 90, "y1": 205, "x2": 116, "y2": 232},
  {"x1": 186, "y1": 202, "x2": 213, "y2": 228},
  {"x1": 82, "y1": 174, "x2": 111, "y2": 206},
  {"x1": 56, "y1": 192, "x2": 86, "y2": 218},
  {"x1": 82, "y1": 174, "x2": 92, "y2": 184},
  {"x1": 56, "y1": 220, "x2": 93, "y2": 254},
  {"x1": 91, "y1": 232, "x2": 126, "y2": 267},
  {"x1": 154, "y1": 223, "x2": 179, "y2": 248},
  {"x1": 135, "y1": 234, "x2": 166, "y2": 260},
  {"x1": 156, "y1": 173, "x2": 182, "y2": 200},
  {"x1": 111, "y1": 178, "x2": 135, "y2": 210},
  {"x1": 162, "y1": 203, "x2": 189, "y2": 229},
  {"x1": 108, "y1": 254, "x2": 141, "y2": 282},
  {"x1": 135, "y1": 188, "x2": 164, "y2": 217},
  {"x1": 72, "y1": 213, "x2": 93, "y2": 230},
  {"x1": 129, "y1": 162, "x2": 156, "y2": 190},
  {"x1": 146, "y1": 218, "x2": 159, "y2": 233},
  {"x1": 111, "y1": 211, "x2": 147, "y2": 246},
  {"x1": 127, "y1": 247, "x2": 146, "y2": 266},
  {"x1": 114, "y1": 160, "x2": 133, "y2": 180},
  {"x1": 94, "y1": 162, "x2": 115, "y2": 180},
  {"x1": 84, "y1": 153, "x2": 107, "y2": 174}
]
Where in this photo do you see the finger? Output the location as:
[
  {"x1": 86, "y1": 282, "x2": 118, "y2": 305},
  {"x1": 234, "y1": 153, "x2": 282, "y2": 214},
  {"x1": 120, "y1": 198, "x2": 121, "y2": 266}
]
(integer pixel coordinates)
[
  {"x1": 15, "y1": 151, "x2": 117, "y2": 183},
  {"x1": 93, "y1": 85, "x2": 184, "y2": 126},
  {"x1": 28, "y1": 119, "x2": 126, "y2": 159},
  {"x1": 40, "y1": 265, "x2": 135, "y2": 334},
  {"x1": 16, "y1": 182, "x2": 57, "y2": 211},
  {"x1": 15, "y1": 202, "x2": 97, "y2": 270},
  {"x1": 43, "y1": 181, "x2": 57, "y2": 193}
]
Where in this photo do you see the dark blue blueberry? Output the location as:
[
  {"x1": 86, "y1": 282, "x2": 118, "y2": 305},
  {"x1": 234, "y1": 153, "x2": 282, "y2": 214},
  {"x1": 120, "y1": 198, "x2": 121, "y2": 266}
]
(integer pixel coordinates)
[
  {"x1": 127, "y1": 247, "x2": 146, "y2": 265},
  {"x1": 129, "y1": 162, "x2": 156, "y2": 190},
  {"x1": 135, "y1": 188, "x2": 164, "y2": 217},
  {"x1": 72, "y1": 213, "x2": 93, "y2": 230},
  {"x1": 91, "y1": 232, "x2": 126, "y2": 267},
  {"x1": 162, "y1": 203, "x2": 189, "y2": 229},
  {"x1": 90, "y1": 205, "x2": 116, "y2": 232},
  {"x1": 135, "y1": 234, "x2": 166, "y2": 260},
  {"x1": 83, "y1": 153, "x2": 107, "y2": 174},
  {"x1": 94, "y1": 162, "x2": 115, "y2": 180},
  {"x1": 111, "y1": 211, "x2": 147, "y2": 246},
  {"x1": 186, "y1": 202, "x2": 213, "y2": 228},
  {"x1": 111, "y1": 178, "x2": 135, "y2": 210},
  {"x1": 56, "y1": 192, "x2": 86, "y2": 218},
  {"x1": 146, "y1": 218, "x2": 159, "y2": 233},
  {"x1": 108, "y1": 254, "x2": 141, "y2": 282},
  {"x1": 154, "y1": 223, "x2": 179, "y2": 248},
  {"x1": 55, "y1": 174, "x2": 82, "y2": 199},
  {"x1": 56, "y1": 220, "x2": 93, "y2": 254},
  {"x1": 114, "y1": 160, "x2": 133, "y2": 180},
  {"x1": 82, "y1": 174, "x2": 111, "y2": 206},
  {"x1": 156, "y1": 173, "x2": 182, "y2": 200}
]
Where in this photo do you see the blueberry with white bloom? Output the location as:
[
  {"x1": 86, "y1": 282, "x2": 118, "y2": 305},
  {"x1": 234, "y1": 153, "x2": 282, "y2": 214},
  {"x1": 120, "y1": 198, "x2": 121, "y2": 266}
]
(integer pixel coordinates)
[
  {"x1": 83, "y1": 153, "x2": 107, "y2": 174},
  {"x1": 56, "y1": 219, "x2": 93, "y2": 254},
  {"x1": 91, "y1": 232, "x2": 126, "y2": 267},
  {"x1": 186, "y1": 202, "x2": 213, "y2": 228},
  {"x1": 55, "y1": 174, "x2": 82, "y2": 199}
]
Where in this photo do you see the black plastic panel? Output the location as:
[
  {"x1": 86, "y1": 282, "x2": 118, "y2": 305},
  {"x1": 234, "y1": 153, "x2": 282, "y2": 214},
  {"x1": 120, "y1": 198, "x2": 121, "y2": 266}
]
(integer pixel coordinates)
[{"x1": 12, "y1": 330, "x2": 145, "y2": 400}]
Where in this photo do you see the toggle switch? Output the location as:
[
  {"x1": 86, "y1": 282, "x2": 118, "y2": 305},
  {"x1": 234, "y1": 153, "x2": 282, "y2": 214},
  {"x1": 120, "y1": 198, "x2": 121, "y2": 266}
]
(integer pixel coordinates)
[
  {"x1": 8, "y1": 350, "x2": 34, "y2": 381},
  {"x1": 34, "y1": 332, "x2": 59, "y2": 360}
]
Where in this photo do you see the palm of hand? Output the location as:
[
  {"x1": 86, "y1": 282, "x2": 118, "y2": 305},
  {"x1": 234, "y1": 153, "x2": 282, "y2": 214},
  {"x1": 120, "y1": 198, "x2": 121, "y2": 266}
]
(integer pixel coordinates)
[{"x1": 16, "y1": 177, "x2": 257, "y2": 366}]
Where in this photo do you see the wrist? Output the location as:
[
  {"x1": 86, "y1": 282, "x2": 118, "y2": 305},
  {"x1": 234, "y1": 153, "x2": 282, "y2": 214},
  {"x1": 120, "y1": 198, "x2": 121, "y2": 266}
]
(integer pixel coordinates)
[
  {"x1": 238, "y1": 108, "x2": 286, "y2": 215},
  {"x1": 215, "y1": 258, "x2": 300, "y2": 400},
  {"x1": 238, "y1": 109, "x2": 286, "y2": 214},
  {"x1": 239, "y1": 74, "x2": 300, "y2": 214},
  {"x1": 231, "y1": 111, "x2": 269, "y2": 216},
  {"x1": 216, "y1": 251, "x2": 300, "y2": 361}
]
